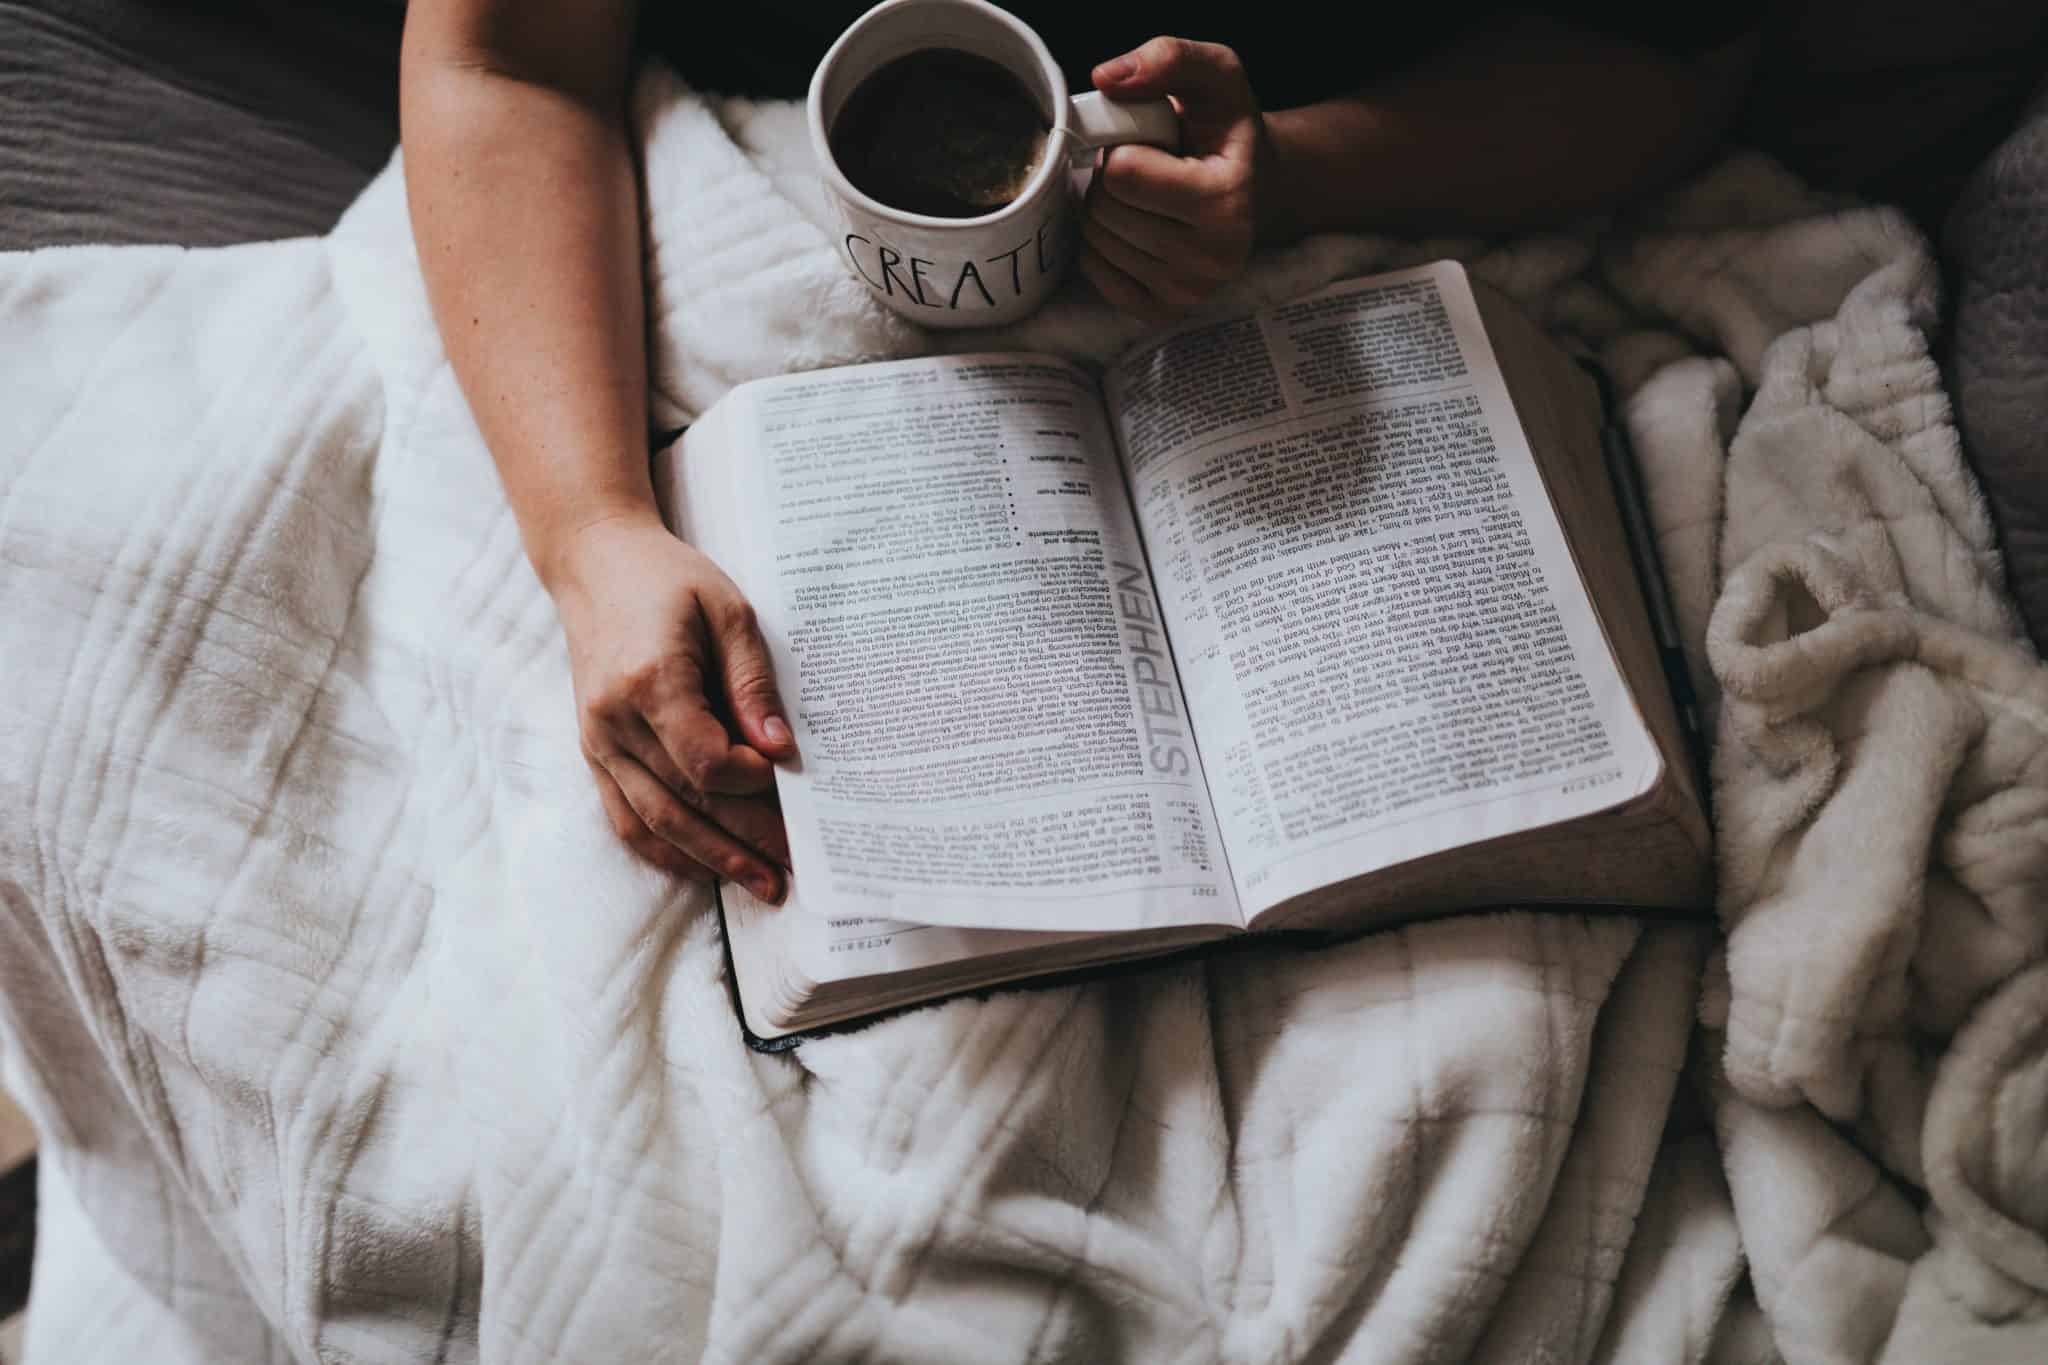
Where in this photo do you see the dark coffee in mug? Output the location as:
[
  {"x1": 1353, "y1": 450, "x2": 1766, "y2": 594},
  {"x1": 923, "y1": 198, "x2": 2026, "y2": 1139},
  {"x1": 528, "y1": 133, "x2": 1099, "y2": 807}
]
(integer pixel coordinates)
[{"x1": 828, "y1": 47, "x2": 1052, "y2": 219}]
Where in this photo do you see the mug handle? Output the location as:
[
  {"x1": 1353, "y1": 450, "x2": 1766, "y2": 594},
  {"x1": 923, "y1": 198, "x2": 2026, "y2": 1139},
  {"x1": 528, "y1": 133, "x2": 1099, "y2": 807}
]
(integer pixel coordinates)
[{"x1": 1065, "y1": 91, "x2": 1179, "y2": 159}]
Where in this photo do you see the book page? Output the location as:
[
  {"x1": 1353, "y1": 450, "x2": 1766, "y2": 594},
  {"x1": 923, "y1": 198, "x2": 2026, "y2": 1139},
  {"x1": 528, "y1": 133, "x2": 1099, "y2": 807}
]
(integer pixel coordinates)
[
  {"x1": 727, "y1": 882, "x2": 1089, "y2": 988},
  {"x1": 1105, "y1": 263, "x2": 1662, "y2": 919},
  {"x1": 671, "y1": 354, "x2": 1238, "y2": 934},
  {"x1": 720, "y1": 877, "x2": 1228, "y2": 1040}
]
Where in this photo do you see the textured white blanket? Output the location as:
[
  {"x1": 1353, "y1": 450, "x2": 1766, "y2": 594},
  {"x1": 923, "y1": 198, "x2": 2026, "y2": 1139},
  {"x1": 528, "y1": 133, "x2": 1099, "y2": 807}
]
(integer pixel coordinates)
[{"x1": 2, "y1": 69, "x2": 2044, "y2": 1363}]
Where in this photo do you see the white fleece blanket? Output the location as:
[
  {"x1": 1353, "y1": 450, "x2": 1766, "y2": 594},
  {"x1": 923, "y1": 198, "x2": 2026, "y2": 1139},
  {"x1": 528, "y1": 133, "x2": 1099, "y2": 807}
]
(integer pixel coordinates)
[{"x1": 3, "y1": 69, "x2": 2045, "y2": 1363}]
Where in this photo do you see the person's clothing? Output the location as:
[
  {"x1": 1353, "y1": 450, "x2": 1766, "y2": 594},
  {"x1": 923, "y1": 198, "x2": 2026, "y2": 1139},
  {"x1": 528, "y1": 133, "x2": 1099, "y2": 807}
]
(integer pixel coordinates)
[{"x1": 644, "y1": 2, "x2": 1765, "y2": 109}]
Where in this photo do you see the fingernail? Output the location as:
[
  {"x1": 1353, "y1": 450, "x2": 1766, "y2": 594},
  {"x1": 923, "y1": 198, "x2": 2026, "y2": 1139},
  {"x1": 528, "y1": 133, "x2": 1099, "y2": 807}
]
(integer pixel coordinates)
[
  {"x1": 763, "y1": 715, "x2": 792, "y2": 747},
  {"x1": 746, "y1": 870, "x2": 782, "y2": 903},
  {"x1": 1096, "y1": 56, "x2": 1136, "y2": 85}
]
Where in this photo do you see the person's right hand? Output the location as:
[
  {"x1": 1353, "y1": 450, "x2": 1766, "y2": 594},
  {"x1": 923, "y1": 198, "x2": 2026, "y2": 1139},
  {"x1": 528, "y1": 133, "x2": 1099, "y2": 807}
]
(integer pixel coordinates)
[
  {"x1": 1081, "y1": 38, "x2": 1280, "y2": 323},
  {"x1": 547, "y1": 514, "x2": 797, "y2": 902}
]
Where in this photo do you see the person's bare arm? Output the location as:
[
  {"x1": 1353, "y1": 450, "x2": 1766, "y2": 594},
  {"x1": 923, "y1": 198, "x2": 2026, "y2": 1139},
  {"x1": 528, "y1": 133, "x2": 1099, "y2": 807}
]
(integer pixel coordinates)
[
  {"x1": 1082, "y1": 20, "x2": 1757, "y2": 318},
  {"x1": 401, "y1": 0, "x2": 794, "y2": 901},
  {"x1": 1262, "y1": 17, "x2": 1759, "y2": 239}
]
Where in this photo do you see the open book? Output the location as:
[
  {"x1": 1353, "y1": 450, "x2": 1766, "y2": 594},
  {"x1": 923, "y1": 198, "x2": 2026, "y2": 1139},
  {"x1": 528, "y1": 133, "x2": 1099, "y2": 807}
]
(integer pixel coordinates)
[{"x1": 657, "y1": 262, "x2": 1712, "y2": 1041}]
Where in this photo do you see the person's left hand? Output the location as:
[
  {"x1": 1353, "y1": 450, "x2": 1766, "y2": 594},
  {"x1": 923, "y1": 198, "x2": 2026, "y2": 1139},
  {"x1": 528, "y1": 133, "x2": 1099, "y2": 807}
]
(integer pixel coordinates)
[{"x1": 1080, "y1": 37, "x2": 1281, "y2": 323}]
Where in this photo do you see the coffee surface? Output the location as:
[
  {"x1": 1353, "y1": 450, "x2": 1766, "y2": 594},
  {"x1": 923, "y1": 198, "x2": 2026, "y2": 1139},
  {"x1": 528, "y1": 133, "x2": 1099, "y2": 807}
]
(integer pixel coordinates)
[{"x1": 829, "y1": 48, "x2": 1051, "y2": 218}]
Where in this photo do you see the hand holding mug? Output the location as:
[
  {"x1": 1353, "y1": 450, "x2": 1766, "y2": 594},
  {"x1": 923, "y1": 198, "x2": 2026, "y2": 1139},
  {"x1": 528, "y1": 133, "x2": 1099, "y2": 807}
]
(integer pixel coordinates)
[
  {"x1": 811, "y1": 0, "x2": 1178, "y2": 329},
  {"x1": 1081, "y1": 38, "x2": 1284, "y2": 323}
]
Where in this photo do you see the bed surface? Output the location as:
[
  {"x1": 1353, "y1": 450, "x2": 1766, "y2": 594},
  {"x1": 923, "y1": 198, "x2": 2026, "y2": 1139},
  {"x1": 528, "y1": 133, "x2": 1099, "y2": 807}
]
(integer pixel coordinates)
[
  {"x1": 0, "y1": 0, "x2": 400, "y2": 251},
  {"x1": 12, "y1": 5, "x2": 2048, "y2": 1358}
]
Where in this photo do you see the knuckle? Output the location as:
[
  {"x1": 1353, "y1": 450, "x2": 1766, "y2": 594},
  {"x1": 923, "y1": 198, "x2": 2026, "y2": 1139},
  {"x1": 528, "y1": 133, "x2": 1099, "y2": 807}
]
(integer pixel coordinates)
[
  {"x1": 1203, "y1": 41, "x2": 1243, "y2": 76},
  {"x1": 621, "y1": 659, "x2": 667, "y2": 705},
  {"x1": 680, "y1": 754, "x2": 721, "y2": 798},
  {"x1": 723, "y1": 641, "x2": 775, "y2": 687},
  {"x1": 646, "y1": 802, "x2": 692, "y2": 844},
  {"x1": 1140, "y1": 35, "x2": 1184, "y2": 66},
  {"x1": 720, "y1": 599, "x2": 760, "y2": 641},
  {"x1": 1103, "y1": 153, "x2": 1145, "y2": 196},
  {"x1": 727, "y1": 668, "x2": 777, "y2": 707},
  {"x1": 1212, "y1": 161, "x2": 1255, "y2": 201},
  {"x1": 704, "y1": 589, "x2": 757, "y2": 639},
  {"x1": 579, "y1": 685, "x2": 625, "y2": 732}
]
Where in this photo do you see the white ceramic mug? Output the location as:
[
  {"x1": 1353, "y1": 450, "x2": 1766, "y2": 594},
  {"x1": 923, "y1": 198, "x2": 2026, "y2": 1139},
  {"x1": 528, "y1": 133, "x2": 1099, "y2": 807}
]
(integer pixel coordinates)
[{"x1": 809, "y1": 0, "x2": 1178, "y2": 329}]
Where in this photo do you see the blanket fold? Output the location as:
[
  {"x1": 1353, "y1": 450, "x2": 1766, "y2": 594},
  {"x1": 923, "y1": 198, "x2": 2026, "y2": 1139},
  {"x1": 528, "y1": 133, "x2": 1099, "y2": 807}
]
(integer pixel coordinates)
[{"x1": 2, "y1": 66, "x2": 2044, "y2": 1363}]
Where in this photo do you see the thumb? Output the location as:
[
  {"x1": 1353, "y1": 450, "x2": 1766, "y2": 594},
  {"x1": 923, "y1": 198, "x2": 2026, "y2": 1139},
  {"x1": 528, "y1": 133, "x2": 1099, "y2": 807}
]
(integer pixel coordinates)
[
  {"x1": 704, "y1": 594, "x2": 796, "y2": 760},
  {"x1": 1093, "y1": 37, "x2": 1251, "y2": 106}
]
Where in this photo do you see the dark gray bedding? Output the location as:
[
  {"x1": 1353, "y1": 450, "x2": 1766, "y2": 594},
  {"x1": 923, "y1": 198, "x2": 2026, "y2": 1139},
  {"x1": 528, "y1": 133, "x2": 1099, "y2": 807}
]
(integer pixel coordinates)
[
  {"x1": 1947, "y1": 86, "x2": 2048, "y2": 652},
  {"x1": 0, "y1": 0, "x2": 400, "y2": 250}
]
